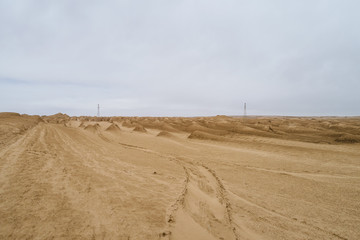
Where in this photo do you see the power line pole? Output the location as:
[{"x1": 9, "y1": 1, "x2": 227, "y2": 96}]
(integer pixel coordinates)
[
  {"x1": 243, "y1": 102, "x2": 247, "y2": 123},
  {"x1": 97, "y1": 104, "x2": 100, "y2": 117}
]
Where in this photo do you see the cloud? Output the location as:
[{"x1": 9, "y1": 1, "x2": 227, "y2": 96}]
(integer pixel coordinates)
[{"x1": 0, "y1": 0, "x2": 359, "y2": 116}]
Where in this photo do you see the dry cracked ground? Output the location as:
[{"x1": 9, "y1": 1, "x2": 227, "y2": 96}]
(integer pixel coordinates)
[{"x1": 0, "y1": 112, "x2": 360, "y2": 239}]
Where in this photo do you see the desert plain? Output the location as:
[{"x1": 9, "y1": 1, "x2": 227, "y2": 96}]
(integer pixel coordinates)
[{"x1": 0, "y1": 112, "x2": 359, "y2": 240}]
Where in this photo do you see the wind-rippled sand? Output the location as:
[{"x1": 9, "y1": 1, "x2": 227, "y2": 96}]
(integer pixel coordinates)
[{"x1": 0, "y1": 112, "x2": 359, "y2": 239}]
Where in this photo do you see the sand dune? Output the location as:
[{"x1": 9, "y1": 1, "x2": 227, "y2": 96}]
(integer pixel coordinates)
[
  {"x1": 157, "y1": 131, "x2": 175, "y2": 138},
  {"x1": 105, "y1": 123, "x2": 121, "y2": 132},
  {"x1": 133, "y1": 124, "x2": 147, "y2": 133},
  {"x1": 84, "y1": 123, "x2": 101, "y2": 133},
  {"x1": 0, "y1": 113, "x2": 359, "y2": 239}
]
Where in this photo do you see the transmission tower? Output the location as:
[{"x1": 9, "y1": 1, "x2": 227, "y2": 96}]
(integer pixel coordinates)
[
  {"x1": 244, "y1": 102, "x2": 247, "y2": 117},
  {"x1": 97, "y1": 104, "x2": 100, "y2": 117}
]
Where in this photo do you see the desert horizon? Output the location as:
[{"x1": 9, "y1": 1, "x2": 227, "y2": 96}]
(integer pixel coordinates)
[
  {"x1": 1, "y1": 112, "x2": 359, "y2": 239},
  {"x1": 1, "y1": 1, "x2": 360, "y2": 239}
]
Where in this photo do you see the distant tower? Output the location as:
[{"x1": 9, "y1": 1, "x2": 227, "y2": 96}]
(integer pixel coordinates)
[
  {"x1": 97, "y1": 104, "x2": 100, "y2": 117},
  {"x1": 244, "y1": 102, "x2": 247, "y2": 117}
]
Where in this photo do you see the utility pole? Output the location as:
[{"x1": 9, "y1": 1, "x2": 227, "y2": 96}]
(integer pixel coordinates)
[
  {"x1": 243, "y1": 102, "x2": 247, "y2": 123},
  {"x1": 97, "y1": 104, "x2": 100, "y2": 117}
]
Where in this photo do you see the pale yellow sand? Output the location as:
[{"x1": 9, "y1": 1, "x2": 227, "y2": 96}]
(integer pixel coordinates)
[{"x1": 0, "y1": 113, "x2": 359, "y2": 239}]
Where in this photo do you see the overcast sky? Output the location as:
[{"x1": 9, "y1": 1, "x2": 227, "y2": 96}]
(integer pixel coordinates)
[{"x1": 0, "y1": 0, "x2": 359, "y2": 116}]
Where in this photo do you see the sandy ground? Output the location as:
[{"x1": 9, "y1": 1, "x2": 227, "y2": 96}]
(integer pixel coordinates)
[{"x1": 0, "y1": 112, "x2": 359, "y2": 239}]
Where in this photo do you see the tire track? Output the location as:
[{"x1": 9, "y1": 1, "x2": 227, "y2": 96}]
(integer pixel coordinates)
[
  {"x1": 62, "y1": 125, "x2": 239, "y2": 239},
  {"x1": 164, "y1": 158, "x2": 238, "y2": 240}
]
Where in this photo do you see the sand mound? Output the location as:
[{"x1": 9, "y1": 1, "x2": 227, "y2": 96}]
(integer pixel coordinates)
[
  {"x1": 172, "y1": 121, "x2": 229, "y2": 135},
  {"x1": 0, "y1": 113, "x2": 45, "y2": 147},
  {"x1": 43, "y1": 113, "x2": 70, "y2": 124},
  {"x1": 188, "y1": 130, "x2": 225, "y2": 141},
  {"x1": 137, "y1": 119, "x2": 179, "y2": 132},
  {"x1": 105, "y1": 123, "x2": 121, "y2": 132},
  {"x1": 66, "y1": 120, "x2": 83, "y2": 128},
  {"x1": 335, "y1": 134, "x2": 360, "y2": 143},
  {"x1": 133, "y1": 125, "x2": 147, "y2": 133},
  {"x1": 157, "y1": 131, "x2": 174, "y2": 138},
  {"x1": 0, "y1": 112, "x2": 21, "y2": 117},
  {"x1": 122, "y1": 119, "x2": 137, "y2": 128},
  {"x1": 84, "y1": 123, "x2": 100, "y2": 133}
]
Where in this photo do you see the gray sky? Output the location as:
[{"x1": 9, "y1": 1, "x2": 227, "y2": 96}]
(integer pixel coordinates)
[{"x1": 1, "y1": 0, "x2": 359, "y2": 116}]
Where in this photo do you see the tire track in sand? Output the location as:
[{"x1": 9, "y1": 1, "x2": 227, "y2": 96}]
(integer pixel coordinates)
[
  {"x1": 75, "y1": 131, "x2": 238, "y2": 239},
  {"x1": 163, "y1": 158, "x2": 238, "y2": 240}
]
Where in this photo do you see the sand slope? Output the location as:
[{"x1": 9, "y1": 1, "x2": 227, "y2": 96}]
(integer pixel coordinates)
[{"x1": 0, "y1": 114, "x2": 360, "y2": 239}]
